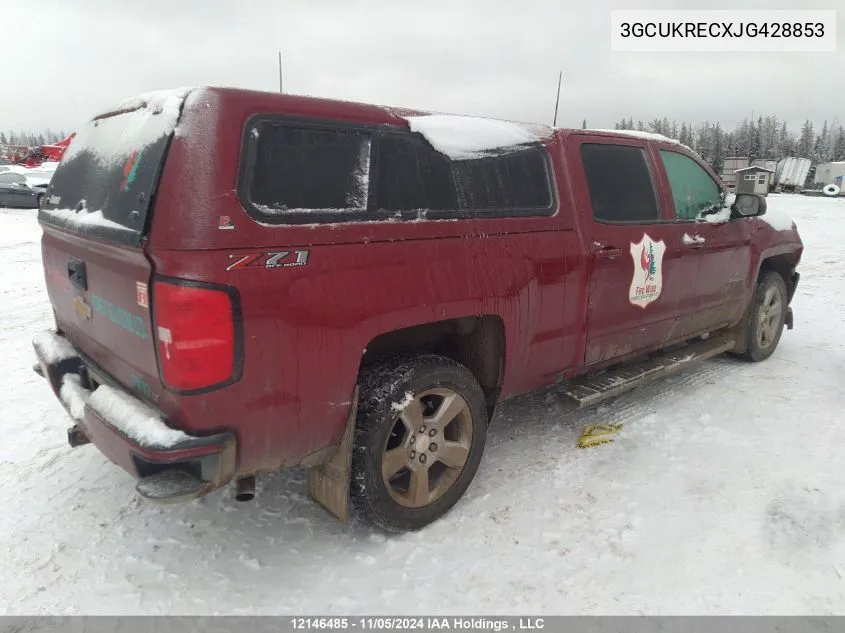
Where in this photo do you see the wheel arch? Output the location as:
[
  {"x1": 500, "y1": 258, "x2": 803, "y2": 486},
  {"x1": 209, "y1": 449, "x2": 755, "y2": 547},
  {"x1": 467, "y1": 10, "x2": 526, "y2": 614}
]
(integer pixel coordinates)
[
  {"x1": 358, "y1": 315, "x2": 506, "y2": 418},
  {"x1": 728, "y1": 250, "x2": 798, "y2": 356},
  {"x1": 755, "y1": 247, "x2": 801, "y2": 303}
]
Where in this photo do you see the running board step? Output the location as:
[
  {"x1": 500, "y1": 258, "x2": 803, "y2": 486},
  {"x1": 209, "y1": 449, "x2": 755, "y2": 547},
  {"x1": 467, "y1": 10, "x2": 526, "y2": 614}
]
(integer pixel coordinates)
[
  {"x1": 562, "y1": 337, "x2": 735, "y2": 409},
  {"x1": 136, "y1": 470, "x2": 212, "y2": 505}
]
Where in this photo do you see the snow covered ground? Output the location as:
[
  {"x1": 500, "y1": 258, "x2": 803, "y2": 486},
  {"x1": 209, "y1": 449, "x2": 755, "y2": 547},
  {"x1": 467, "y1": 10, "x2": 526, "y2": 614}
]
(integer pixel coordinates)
[{"x1": 1, "y1": 195, "x2": 844, "y2": 615}]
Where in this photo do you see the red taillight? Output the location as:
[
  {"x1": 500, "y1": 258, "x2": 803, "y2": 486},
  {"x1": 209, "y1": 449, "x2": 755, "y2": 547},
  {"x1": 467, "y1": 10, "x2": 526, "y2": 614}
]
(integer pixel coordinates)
[{"x1": 152, "y1": 279, "x2": 239, "y2": 392}]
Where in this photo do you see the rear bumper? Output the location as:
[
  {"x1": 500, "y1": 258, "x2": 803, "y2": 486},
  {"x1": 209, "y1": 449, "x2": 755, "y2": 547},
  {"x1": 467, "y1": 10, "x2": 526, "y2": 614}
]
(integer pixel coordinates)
[{"x1": 32, "y1": 330, "x2": 236, "y2": 502}]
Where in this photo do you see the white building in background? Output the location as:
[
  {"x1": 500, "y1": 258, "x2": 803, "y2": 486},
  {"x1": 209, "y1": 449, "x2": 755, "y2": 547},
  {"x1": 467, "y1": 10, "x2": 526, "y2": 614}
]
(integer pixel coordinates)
[{"x1": 814, "y1": 162, "x2": 845, "y2": 189}]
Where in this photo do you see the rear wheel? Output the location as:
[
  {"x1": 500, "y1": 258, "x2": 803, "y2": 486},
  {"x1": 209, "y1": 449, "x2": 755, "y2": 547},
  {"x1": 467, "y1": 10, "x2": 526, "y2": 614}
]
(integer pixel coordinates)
[
  {"x1": 351, "y1": 354, "x2": 488, "y2": 532},
  {"x1": 741, "y1": 271, "x2": 788, "y2": 362}
]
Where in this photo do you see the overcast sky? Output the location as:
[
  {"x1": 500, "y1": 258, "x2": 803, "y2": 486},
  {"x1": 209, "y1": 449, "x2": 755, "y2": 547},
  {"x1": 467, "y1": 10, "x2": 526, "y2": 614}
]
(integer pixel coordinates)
[{"x1": 3, "y1": 0, "x2": 843, "y2": 135}]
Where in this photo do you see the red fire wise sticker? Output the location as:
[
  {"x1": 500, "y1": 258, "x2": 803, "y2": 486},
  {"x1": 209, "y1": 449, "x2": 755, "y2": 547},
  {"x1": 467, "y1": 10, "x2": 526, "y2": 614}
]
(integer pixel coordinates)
[
  {"x1": 136, "y1": 282, "x2": 149, "y2": 309},
  {"x1": 629, "y1": 234, "x2": 665, "y2": 308}
]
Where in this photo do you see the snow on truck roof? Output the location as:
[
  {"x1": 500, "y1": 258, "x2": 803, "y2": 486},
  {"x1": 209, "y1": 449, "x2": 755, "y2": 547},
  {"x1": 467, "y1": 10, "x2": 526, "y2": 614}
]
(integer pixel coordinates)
[
  {"x1": 85, "y1": 87, "x2": 695, "y2": 160},
  {"x1": 407, "y1": 115, "x2": 554, "y2": 159}
]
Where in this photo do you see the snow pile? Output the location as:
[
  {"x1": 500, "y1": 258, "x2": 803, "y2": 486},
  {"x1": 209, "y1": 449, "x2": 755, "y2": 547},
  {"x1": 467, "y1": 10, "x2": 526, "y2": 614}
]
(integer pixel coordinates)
[
  {"x1": 61, "y1": 87, "x2": 193, "y2": 168},
  {"x1": 0, "y1": 164, "x2": 31, "y2": 175},
  {"x1": 682, "y1": 233, "x2": 705, "y2": 245},
  {"x1": 407, "y1": 114, "x2": 552, "y2": 159},
  {"x1": 26, "y1": 161, "x2": 60, "y2": 186},
  {"x1": 761, "y1": 206, "x2": 796, "y2": 231},
  {"x1": 88, "y1": 384, "x2": 190, "y2": 448},
  {"x1": 32, "y1": 330, "x2": 77, "y2": 365},
  {"x1": 704, "y1": 207, "x2": 732, "y2": 224},
  {"x1": 60, "y1": 374, "x2": 89, "y2": 421},
  {"x1": 42, "y1": 205, "x2": 133, "y2": 233}
]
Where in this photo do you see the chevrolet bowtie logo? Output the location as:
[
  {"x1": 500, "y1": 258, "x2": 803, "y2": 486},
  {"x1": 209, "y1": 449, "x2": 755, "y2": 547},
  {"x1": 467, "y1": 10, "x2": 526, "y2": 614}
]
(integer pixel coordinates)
[{"x1": 73, "y1": 295, "x2": 91, "y2": 320}]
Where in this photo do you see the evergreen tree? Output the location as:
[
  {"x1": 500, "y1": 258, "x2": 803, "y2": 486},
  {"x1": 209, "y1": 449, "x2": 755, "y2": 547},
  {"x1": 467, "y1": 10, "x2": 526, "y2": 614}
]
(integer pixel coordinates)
[
  {"x1": 695, "y1": 123, "x2": 714, "y2": 163},
  {"x1": 582, "y1": 119, "x2": 587, "y2": 129},
  {"x1": 833, "y1": 126, "x2": 845, "y2": 161},
  {"x1": 777, "y1": 121, "x2": 794, "y2": 158},
  {"x1": 734, "y1": 119, "x2": 750, "y2": 157},
  {"x1": 797, "y1": 120, "x2": 815, "y2": 157},
  {"x1": 0, "y1": 132, "x2": 5, "y2": 144},
  {"x1": 679, "y1": 123, "x2": 691, "y2": 147},
  {"x1": 810, "y1": 121, "x2": 830, "y2": 163},
  {"x1": 712, "y1": 123, "x2": 724, "y2": 173}
]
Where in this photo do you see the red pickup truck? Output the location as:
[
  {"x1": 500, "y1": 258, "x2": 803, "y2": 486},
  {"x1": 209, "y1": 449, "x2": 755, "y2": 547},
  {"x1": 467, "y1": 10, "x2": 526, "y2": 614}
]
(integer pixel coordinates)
[{"x1": 32, "y1": 87, "x2": 802, "y2": 531}]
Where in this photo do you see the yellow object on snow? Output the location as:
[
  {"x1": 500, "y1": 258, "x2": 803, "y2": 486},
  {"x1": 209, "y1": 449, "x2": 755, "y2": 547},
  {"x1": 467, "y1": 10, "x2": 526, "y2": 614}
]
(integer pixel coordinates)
[{"x1": 577, "y1": 423, "x2": 623, "y2": 448}]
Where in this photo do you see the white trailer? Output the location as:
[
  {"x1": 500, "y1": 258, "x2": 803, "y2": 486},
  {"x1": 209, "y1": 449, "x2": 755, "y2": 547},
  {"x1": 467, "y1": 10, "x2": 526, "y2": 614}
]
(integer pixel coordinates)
[
  {"x1": 814, "y1": 162, "x2": 845, "y2": 189},
  {"x1": 775, "y1": 157, "x2": 813, "y2": 192}
]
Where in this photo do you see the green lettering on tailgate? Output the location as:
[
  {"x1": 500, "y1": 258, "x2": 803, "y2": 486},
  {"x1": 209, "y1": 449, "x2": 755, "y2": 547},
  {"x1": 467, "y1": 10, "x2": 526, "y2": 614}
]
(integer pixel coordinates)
[{"x1": 91, "y1": 294, "x2": 148, "y2": 339}]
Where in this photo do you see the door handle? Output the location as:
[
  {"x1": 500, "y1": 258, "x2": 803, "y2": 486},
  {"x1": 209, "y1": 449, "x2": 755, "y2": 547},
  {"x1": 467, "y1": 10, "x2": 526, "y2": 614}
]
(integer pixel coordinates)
[
  {"x1": 594, "y1": 244, "x2": 623, "y2": 259},
  {"x1": 683, "y1": 234, "x2": 706, "y2": 249},
  {"x1": 67, "y1": 258, "x2": 87, "y2": 291}
]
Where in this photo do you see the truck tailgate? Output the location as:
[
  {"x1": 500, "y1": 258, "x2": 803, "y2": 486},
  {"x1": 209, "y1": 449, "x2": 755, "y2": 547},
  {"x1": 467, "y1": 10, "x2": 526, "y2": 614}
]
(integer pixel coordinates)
[{"x1": 42, "y1": 228, "x2": 158, "y2": 398}]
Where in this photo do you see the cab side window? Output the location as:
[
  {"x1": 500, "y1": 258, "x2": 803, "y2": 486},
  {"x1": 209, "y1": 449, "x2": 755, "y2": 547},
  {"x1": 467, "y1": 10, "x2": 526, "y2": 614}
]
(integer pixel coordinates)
[
  {"x1": 659, "y1": 150, "x2": 722, "y2": 220},
  {"x1": 580, "y1": 143, "x2": 659, "y2": 223}
]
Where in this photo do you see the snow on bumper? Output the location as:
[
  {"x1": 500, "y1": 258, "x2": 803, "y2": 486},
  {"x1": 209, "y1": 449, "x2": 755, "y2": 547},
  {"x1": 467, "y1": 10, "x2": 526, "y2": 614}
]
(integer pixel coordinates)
[{"x1": 32, "y1": 330, "x2": 236, "y2": 495}]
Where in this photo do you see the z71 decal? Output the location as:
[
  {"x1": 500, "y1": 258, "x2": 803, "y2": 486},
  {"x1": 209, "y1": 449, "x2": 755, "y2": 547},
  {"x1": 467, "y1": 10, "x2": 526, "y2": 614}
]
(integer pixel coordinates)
[{"x1": 226, "y1": 250, "x2": 310, "y2": 272}]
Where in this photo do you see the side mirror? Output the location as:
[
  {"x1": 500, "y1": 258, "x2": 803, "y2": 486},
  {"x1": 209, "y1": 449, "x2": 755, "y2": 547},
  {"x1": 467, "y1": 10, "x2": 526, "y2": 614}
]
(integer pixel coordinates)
[{"x1": 731, "y1": 193, "x2": 767, "y2": 218}]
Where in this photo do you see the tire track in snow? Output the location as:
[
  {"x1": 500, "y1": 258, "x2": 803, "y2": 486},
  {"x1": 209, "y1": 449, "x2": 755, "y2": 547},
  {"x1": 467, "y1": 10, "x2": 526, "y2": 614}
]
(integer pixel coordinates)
[{"x1": 484, "y1": 353, "x2": 747, "y2": 475}]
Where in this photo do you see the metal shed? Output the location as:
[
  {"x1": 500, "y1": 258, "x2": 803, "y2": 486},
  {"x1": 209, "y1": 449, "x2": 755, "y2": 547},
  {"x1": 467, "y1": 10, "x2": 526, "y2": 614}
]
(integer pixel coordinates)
[{"x1": 735, "y1": 166, "x2": 774, "y2": 196}]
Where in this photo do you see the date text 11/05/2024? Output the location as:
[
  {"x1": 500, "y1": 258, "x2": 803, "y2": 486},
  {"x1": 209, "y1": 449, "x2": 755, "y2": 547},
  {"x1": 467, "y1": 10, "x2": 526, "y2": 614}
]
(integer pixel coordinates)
[{"x1": 291, "y1": 617, "x2": 546, "y2": 631}]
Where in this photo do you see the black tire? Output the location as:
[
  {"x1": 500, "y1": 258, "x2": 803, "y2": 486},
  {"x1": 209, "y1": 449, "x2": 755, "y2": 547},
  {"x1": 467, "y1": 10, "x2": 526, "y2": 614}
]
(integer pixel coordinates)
[
  {"x1": 351, "y1": 354, "x2": 488, "y2": 532},
  {"x1": 741, "y1": 271, "x2": 788, "y2": 362},
  {"x1": 36, "y1": 193, "x2": 44, "y2": 209}
]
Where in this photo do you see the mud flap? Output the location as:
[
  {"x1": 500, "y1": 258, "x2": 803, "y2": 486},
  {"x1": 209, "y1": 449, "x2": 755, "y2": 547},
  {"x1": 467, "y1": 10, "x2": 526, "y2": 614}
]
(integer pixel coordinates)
[{"x1": 308, "y1": 386, "x2": 359, "y2": 522}]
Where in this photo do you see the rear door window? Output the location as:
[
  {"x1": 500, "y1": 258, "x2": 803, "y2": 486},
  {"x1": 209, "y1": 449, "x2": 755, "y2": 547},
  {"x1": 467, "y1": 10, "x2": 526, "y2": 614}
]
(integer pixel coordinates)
[{"x1": 580, "y1": 143, "x2": 659, "y2": 223}]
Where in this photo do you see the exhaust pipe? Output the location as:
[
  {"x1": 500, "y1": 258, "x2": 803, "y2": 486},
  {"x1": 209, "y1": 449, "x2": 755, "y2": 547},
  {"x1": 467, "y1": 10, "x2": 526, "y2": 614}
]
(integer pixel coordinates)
[{"x1": 234, "y1": 476, "x2": 256, "y2": 502}]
